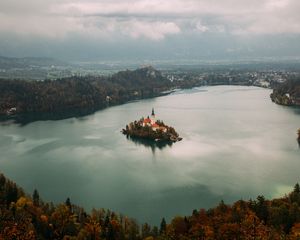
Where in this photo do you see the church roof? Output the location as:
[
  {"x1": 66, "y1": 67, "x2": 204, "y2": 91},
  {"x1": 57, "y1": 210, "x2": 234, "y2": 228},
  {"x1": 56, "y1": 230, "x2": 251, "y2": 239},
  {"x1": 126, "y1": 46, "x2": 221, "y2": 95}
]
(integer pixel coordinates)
[{"x1": 143, "y1": 118, "x2": 151, "y2": 123}]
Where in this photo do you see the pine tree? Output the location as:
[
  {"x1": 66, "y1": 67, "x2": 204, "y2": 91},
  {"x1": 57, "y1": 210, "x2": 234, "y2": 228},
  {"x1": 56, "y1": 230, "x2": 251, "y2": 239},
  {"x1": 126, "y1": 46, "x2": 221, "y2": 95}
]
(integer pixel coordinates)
[
  {"x1": 65, "y1": 197, "x2": 72, "y2": 212},
  {"x1": 33, "y1": 189, "x2": 40, "y2": 206},
  {"x1": 294, "y1": 183, "x2": 300, "y2": 194},
  {"x1": 290, "y1": 183, "x2": 300, "y2": 204},
  {"x1": 159, "y1": 218, "x2": 167, "y2": 235}
]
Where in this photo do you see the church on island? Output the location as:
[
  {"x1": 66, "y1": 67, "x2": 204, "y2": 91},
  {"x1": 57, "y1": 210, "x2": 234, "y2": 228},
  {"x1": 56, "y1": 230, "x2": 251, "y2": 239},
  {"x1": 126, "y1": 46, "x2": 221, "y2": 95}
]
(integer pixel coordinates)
[
  {"x1": 142, "y1": 108, "x2": 167, "y2": 132},
  {"x1": 122, "y1": 108, "x2": 182, "y2": 143}
]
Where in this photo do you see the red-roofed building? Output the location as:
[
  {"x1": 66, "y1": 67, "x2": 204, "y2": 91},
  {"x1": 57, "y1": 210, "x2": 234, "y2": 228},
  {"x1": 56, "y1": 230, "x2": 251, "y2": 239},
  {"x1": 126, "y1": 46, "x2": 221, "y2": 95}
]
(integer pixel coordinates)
[
  {"x1": 152, "y1": 123, "x2": 159, "y2": 131},
  {"x1": 142, "y1": 117, "x2": 151, "y2": 127},
  {"x1": 142, "y1": 108, "x2": 166, "y2": 132}
]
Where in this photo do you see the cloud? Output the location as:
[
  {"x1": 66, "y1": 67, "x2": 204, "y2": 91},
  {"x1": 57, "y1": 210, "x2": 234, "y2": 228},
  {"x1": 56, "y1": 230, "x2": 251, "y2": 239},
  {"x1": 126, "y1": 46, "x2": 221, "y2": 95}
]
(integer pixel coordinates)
[
  {"x1": 0, "y1": 0, "x2": 299, "y2": 40},
  {"x1": 0, "y1": 0, "x2": 300, "y2": 59},
  {"x1": 121, "y1": 20, "x2": 180, "y2": 40},
  {"x1": 194, "y1": 21, "x2": 209, "y2": 33}
]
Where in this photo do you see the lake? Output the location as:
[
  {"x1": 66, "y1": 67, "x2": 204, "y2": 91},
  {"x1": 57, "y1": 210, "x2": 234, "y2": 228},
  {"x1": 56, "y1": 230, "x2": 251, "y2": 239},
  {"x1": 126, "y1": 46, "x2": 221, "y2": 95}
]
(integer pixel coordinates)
[{"x1": 0, "y1": 86, "x2": 299, "y2": 225}]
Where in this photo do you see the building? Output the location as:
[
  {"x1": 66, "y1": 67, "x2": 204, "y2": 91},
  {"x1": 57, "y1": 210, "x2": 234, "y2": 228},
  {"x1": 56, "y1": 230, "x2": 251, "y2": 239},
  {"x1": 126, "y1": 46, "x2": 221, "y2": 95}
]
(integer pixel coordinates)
[
  {"x1": 142, "y1": 108, "x2": 167, "y2": 132},
  {"x1": 152, "y1": 123, "x2": 159, "y2": 131},
  {"x1": 150, "y1": 108, "x2": 155, "y2": 124},
  {"x1": 142, "y1": 116, "x2": 151, "y2": 127}
]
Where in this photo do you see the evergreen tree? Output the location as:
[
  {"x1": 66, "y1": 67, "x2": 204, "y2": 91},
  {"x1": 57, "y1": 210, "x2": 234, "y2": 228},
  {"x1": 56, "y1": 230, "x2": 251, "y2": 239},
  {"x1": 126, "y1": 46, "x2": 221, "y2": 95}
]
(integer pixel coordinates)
[
  {"x1": 290, "y1": 183, "x2": 300, "y2": 204},
  {"x1": 0, "y1": 174, "x2": 6, "y2": 191},
  {"x1": 33, "y1": 189, "x2": 40, "y2": 206},
  {"x1": 104, "y1": 215, "x2": 110, "y2": 228},
  {"x1": 107, "y1": 222, "x2": 115, "y2": 240},
  {"x1": 294, "y1": 183, "x2": 300, "y2": 194},
  {"x1": 142, "y1": 223, "x2": 151, "y2": 239},
  {"x1": 6, "y1": 182, "x2": 18, "y2": 206},
  {"x1": 159, "y1": 217, "x2": 167, "y2": 235},
  {"x1": 255, "y1": 195, "x2": 269, "y2": 223},
  {"x1": 65, "y1": 197, "x2": 72, "y2": 212}
]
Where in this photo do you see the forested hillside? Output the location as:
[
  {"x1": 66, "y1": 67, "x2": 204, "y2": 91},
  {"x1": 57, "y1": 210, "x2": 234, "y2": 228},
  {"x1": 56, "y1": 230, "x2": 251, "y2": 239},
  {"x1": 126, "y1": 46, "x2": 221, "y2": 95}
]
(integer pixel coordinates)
[
  {"x1": 271, "y1": 77, "x2": 300, "y2": 106},
  {"x1": 2, "y1": 172, "x2": 300, "y2": 239},
  {"x1": 0, "y1": 66, "x2": 172, "y2": 121}
]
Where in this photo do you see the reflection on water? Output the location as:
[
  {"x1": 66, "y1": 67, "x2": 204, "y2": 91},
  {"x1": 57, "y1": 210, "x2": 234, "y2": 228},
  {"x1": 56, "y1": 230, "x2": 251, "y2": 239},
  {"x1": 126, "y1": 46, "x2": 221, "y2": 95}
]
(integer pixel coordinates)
[
  {"x1": 125, "y1": 135, "x2": 173, "y2": 154},
  {"x1": 0, "y1": 86, "x2": 299, "y2": 225},
  {"x1": 0, "y1": 108, "x2": 98, "y2": 126}
]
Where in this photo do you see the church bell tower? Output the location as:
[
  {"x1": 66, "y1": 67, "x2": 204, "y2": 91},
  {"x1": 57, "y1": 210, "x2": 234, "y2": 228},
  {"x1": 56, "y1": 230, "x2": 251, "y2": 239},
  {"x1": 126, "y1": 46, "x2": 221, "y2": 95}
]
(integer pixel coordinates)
[{"x1": 151, "y1": 108, "x2": 155, "y2": 124}]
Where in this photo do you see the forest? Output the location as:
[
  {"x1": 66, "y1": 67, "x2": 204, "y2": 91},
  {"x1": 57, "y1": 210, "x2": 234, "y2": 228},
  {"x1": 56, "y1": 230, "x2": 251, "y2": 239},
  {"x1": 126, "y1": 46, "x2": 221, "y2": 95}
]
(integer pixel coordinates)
[
  {"x1": 271, "y1": 77, "x2": 300, "y2": 106},
  {"x1": 2, "y1": 65, "x2": 299, "y2": 123},
  {"x1": 0, "y1": 66, "x2": 172, "y2": 121},
  {"x1": 2, "y1": 172, "x2": 300, "y2": 239}
]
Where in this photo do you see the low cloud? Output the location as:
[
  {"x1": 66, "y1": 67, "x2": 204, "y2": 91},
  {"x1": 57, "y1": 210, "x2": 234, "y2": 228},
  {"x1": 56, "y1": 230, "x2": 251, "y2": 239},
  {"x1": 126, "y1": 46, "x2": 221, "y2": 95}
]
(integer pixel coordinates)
[
  {"x1": 0, "y1": 0, "x2": 300, "y2": 40},
  {"x1": 122, "y1": 20, "x2": 180, "y2": 40},
  {"x1": 0, "y1": 0, "x2": 300, "y2": 59}
]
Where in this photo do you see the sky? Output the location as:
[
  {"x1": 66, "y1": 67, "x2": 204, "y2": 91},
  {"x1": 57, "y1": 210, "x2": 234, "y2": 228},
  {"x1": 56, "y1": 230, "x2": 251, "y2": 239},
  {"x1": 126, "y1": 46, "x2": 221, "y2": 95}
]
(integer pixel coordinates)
[{"x1": 0, "y1": 0, "x2": 300, "y2": 61}]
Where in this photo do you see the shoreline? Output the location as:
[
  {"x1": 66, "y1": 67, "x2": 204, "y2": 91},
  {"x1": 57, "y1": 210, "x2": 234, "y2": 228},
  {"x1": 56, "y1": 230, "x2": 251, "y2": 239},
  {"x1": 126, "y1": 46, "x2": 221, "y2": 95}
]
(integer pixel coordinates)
[{"x1": 0, "y1": 84, "x2": 270, "y2": 125}]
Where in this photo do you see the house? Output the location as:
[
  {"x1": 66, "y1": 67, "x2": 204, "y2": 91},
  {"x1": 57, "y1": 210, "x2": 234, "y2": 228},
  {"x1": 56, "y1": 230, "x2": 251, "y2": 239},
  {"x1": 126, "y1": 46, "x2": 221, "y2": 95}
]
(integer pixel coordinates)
[{"x1": 6, "y1": 107, "x2": 17, "y2": 115}]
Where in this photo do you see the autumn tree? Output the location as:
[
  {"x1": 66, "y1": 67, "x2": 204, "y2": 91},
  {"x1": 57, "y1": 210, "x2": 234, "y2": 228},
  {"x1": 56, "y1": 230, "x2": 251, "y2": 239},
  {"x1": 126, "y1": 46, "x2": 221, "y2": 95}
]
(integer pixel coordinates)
[
  {"x1": 142, "y1": 223, "x2": 151, "y2": 239},
  {"x1": 84, "y1": 217, "x2": 101, "y2": 240},
  {"x1": 51, "y1": 204, "x2": 78, "y2": 239}
]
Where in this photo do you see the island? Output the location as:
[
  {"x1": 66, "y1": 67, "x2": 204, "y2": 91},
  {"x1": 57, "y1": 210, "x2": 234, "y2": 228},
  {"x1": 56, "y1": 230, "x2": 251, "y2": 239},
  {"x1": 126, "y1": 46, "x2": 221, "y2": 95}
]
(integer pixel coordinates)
[{"x1": 122, "y1": 108, "x2": 182, "y2": 143}]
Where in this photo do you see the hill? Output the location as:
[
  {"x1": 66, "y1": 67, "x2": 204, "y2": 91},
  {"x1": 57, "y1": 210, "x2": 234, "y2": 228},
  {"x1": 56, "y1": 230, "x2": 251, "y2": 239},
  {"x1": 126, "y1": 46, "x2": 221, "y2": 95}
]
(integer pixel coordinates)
[{"x1": 0, "y1": 66, "x2": 172, "y2": 123}]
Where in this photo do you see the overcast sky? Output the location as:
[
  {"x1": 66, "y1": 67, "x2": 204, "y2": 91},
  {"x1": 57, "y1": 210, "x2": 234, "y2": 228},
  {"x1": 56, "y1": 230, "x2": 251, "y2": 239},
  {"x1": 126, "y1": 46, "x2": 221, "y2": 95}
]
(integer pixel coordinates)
[{"x1": 0, "y1": 0, "x2": 300, "y2": 61}]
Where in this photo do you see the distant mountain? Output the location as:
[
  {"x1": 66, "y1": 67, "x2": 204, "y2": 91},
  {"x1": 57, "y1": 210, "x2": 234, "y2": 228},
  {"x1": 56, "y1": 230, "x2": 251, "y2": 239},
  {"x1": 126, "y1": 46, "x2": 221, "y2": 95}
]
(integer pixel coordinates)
[{"x1": 0, "y1": 56, "x2": 68, "y2": 69}]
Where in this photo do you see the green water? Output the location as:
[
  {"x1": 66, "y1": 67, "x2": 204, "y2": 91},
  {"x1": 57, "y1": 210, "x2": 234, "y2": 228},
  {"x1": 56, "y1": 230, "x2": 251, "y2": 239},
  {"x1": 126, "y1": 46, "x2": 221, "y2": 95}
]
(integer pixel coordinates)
[{"x1": 0, "y1": 86, "x2": 299, "y2": 224}]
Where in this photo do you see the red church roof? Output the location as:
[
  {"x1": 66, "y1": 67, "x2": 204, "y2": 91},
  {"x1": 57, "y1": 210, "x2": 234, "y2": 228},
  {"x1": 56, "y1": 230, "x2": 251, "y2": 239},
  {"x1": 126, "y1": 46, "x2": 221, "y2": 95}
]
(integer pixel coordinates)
[{"x1": 143, "y1": 118, "x2": 151, "y2": 123}]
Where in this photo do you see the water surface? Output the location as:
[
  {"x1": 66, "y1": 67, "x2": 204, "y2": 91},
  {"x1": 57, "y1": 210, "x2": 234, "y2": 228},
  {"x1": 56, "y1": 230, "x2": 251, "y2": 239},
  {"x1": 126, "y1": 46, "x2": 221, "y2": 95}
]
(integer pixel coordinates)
[{"x1": 0, "y1": 86, "x2": 299, "y2": 224}]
